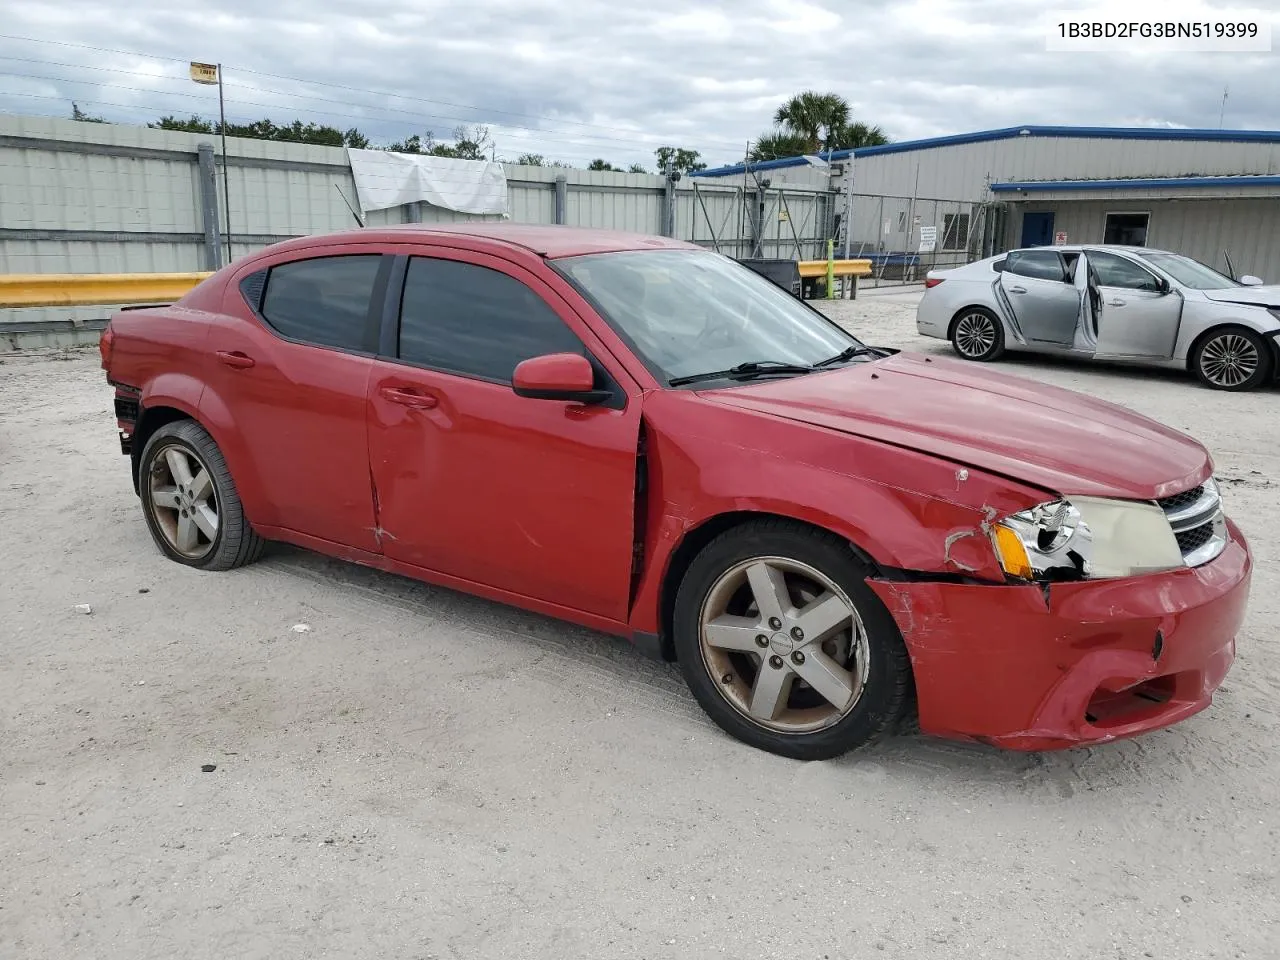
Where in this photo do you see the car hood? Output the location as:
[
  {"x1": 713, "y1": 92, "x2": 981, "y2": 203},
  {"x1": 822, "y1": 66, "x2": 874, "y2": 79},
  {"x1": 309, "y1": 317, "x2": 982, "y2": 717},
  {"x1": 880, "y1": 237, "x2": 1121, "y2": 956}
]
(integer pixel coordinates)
[
  {"x1": 1200, "y1": 284, "x2": 1280, "y2": 307},
  {"x1": 703, "y1": 352, "x2": 1210, "y2": 501}
]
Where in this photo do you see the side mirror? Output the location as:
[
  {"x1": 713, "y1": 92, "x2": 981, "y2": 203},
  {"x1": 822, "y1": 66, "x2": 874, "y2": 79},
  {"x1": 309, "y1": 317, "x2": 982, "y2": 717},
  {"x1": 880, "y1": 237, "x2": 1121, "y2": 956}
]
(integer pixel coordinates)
[
  {"x1": 512, "y1": 353, "x2": 611, "y2": 404},
  {"x1": 1240, "y1": 275, "x2": 1264, "y2": 286}
]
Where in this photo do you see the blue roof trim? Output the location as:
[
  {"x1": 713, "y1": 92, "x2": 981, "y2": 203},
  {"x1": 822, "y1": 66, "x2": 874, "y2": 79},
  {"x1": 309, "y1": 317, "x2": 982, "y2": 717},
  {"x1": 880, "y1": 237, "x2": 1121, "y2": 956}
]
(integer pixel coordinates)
[
  {"x1": 991, "y1": 175, "x2": 1280, "y2": 192},
  {"x1": 692, "y1": 124, "x2": 1280, "y2": 178}
]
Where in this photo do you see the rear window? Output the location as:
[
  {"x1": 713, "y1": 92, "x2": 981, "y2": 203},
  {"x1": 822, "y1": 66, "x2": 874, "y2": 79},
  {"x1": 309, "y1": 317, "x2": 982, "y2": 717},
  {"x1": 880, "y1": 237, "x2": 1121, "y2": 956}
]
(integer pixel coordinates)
[{"x1": 258, "y1": 254, "x2": 385, "y2": 352}]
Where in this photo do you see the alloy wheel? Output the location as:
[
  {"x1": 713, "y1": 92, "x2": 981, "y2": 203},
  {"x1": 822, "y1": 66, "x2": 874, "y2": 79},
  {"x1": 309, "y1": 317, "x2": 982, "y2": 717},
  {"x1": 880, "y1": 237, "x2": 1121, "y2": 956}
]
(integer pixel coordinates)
[
  {"x1": 698, "y1": 556, "x2": 870, "y2": 734},
  {"x1": 954, "y1": 312, "x2": 997, "y2": 358},
  {"x1": 147, "y1": 443, "x2": 220, "y2": 560},
  {"x1": 1199, "y1": 333, "x2": 1260, "y2": 388}
]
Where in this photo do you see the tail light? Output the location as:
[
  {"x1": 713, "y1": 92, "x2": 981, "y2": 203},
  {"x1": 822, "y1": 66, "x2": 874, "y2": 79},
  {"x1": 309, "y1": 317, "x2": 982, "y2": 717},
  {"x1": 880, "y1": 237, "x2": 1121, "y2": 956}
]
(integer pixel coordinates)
[
  {"x1": 925, "y1": 277, "x2": 945, "y2": 289},
  {"x1": 99, "y1": 323, "x2": 115, "y2": 371}
]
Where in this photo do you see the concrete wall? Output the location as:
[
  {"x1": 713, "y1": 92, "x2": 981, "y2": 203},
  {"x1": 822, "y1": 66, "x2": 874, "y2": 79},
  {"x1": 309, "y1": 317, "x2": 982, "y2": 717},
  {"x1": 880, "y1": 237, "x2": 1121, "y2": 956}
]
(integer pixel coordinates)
[{"x1": 1005, "y1": 197, "x2": 1280, "y2": 281}]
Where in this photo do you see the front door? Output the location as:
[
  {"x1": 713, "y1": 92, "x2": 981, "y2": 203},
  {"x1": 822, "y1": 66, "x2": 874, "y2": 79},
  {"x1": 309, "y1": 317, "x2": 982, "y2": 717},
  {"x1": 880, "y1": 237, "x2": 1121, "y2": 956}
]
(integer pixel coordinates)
[
  {"x1": 203, "y1": 250, "x2": 389, "y2": 552},
  {"x1": 1020, "y1": 211, "x2": 1055, "y2": 247},
  {"x1": 997, "y1": 249, "x2": 1080, "y2": 345},
  {"x1": 1084, "y1": 250, "x2": 1184, "y2": 358},
  {"x1": 366, "y1": 250, "x2": 642, "y2": 622}
]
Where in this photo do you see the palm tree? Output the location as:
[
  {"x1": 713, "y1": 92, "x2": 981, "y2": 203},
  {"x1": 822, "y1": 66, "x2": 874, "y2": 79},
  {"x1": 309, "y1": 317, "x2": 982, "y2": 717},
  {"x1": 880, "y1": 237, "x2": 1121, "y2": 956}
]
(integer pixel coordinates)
[
  {"x1": 773, "y1": 91, "x2": 850, "y2": 154},
  {"x1": 749, "y1": 131, "x2": 810, "y2": 162},
  {"x1": 834, "y1": 121, "x2": 890, "y2": 149}
]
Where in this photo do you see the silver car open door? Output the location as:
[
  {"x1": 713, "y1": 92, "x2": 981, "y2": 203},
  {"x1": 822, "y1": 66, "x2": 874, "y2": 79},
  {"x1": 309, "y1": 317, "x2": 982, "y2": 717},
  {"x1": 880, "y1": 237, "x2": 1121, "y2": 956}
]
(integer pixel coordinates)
[{"x1": 1070, "y1": 252, "x2": 1102, "y2": 354}]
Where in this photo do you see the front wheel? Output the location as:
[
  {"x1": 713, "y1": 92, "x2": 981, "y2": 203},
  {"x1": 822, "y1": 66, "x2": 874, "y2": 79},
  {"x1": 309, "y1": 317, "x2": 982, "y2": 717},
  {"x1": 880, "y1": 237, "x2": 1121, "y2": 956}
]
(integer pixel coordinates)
[
  {"x1": 138, "y1": 419, "x2": 265, "y2": 571},
  {"x1": 672, "y1": 519, "x2": 914, "y2": 760},
  {"x1": 950, "y1": 307, "x2": 1005, "y2": 362},
  {"x1": 1190, "y1": 327, "x2": 1273, "y2": 391}
]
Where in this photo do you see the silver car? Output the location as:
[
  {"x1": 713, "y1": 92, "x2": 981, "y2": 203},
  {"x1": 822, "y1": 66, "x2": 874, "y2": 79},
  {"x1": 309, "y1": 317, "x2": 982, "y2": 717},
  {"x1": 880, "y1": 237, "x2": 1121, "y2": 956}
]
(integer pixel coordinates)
[{"x1": 916, "y1": 244, "x2": 1280, "y2": 391}]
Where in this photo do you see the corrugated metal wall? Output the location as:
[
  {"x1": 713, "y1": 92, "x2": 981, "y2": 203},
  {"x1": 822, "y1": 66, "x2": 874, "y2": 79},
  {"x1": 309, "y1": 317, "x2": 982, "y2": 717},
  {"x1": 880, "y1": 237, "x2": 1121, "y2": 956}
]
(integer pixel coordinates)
[
  {"x1": 1, "y1": 113, "x2": 837, "y2": 336},
  {"x1": 850, "y1": 135, "x2": 1280, "y2": 201},
  {"x1": 1004, "y1": 198, "x2": 1280, "y2": 280}
]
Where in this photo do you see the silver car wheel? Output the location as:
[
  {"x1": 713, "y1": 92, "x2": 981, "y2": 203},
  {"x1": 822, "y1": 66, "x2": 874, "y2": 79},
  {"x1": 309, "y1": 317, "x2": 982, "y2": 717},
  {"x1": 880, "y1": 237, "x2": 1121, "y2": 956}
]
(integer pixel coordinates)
[
  {"x1": 954, "y1": 311, "x2": 997, "y2": 358},
  {"x1": 1199, "y1": 333, "x2": 1260, "y2": 388}
]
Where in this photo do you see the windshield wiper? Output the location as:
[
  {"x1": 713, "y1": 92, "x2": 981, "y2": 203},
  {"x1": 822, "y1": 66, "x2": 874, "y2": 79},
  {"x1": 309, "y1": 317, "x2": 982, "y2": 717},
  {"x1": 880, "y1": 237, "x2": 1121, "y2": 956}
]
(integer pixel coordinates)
[
  {"x1": 811, "y1": 345, "x2": 884, "y2": 368},
  {"x1": 668, "y1": 360, "x2": 815, "y2": 387}
]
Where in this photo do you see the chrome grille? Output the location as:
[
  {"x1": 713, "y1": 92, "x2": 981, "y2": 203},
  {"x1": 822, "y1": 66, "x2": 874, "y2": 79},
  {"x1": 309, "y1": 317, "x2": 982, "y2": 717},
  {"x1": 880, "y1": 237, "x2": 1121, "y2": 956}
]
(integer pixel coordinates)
[
  {"x1": 1157, "y1": 478, "x2": 1226, "y2": 567},
  {"x1": 1157, "y1": 485, "x2": 1204, "y2": 512}
]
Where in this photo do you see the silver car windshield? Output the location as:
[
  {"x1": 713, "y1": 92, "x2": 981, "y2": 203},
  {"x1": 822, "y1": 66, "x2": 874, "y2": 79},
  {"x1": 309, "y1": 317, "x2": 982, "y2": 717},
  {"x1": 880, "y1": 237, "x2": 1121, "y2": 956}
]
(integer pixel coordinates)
[
  {"x1": 1134, "y1": 251, "x2": 1240, "y2": 290},
  {"x1": 553, "y1": 249, "x2": 862, "y2": 385}
]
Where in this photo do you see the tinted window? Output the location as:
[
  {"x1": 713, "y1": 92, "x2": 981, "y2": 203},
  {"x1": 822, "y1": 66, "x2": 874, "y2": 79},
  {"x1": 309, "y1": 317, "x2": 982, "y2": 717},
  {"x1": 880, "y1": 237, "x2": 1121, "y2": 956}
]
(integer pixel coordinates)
[
  {"x1": 399, "y1": 258, "x2": 584, "y2": 382},
  {"x1": 260, "y1": 255, "x2": 383, "y2": 351},
  {"x1": 1088, "y1": 251, "x2": 1162, "y2": 290},
  {"x1": 1006, "y1": 250, "x2": 1067, "y2": 282}
]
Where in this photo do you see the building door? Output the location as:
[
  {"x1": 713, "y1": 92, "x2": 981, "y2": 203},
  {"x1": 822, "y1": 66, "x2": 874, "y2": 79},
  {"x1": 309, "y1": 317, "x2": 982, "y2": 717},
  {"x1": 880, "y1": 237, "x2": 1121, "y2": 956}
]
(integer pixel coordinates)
[{"x1": 1020, "y1": 211, "x2": 1055, "y2": 247}]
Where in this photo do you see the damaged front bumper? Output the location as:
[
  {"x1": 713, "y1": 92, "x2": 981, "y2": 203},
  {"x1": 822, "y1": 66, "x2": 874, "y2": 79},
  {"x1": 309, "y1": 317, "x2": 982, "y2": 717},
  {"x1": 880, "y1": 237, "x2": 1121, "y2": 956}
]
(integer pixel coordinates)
[{"x1": 868, "y1": 519, "x2": 1253, "y2": 751}]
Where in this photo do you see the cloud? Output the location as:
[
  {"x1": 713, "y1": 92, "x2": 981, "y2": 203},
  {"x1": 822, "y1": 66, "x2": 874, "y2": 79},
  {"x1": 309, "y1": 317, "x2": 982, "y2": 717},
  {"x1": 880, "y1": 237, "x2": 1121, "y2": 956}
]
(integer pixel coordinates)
[{"x1": 0, "y1": 0, "x2": 1274, "y2": 170}]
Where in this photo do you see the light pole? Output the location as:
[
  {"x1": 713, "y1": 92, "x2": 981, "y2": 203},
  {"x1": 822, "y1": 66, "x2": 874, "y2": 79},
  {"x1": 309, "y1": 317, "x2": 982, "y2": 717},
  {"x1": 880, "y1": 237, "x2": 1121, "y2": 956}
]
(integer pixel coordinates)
[{"x1": 191, "y1": 61, "x2": 232, "y2": 264}]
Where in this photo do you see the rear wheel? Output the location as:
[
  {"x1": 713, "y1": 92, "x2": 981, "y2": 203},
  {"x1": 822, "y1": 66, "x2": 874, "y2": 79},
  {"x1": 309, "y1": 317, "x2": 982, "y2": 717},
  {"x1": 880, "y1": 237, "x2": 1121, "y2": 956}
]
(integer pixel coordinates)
[
  {"x1": 1190, "y1": 327, "x2": 1273, "y2": 391},
  {"x1": 672, "y1": 519, "x2": 913, "y2": 760},
  {"x1": 138, "y1": 420, "x2": 265, "y2": 571},
  {"x1": 950, "y1": 307, "x2": 1005, "y2": 361}
]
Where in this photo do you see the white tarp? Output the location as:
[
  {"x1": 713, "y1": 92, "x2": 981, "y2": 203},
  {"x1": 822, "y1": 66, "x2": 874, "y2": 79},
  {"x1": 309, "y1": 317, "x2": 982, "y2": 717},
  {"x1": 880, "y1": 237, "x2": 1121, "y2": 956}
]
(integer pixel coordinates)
[{"x1": 346, "y1": 148, "x2": 509, "y2": 217}]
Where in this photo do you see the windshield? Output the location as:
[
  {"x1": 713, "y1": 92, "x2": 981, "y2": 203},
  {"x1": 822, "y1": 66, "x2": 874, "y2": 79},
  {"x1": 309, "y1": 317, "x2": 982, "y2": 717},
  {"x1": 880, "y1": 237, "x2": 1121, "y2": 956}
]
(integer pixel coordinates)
[
  {"x1": 553, "y1": 249, "x2": 864, "y2": 386},
  {"x1": 1134, "y1": 251, "x2": 1240, "y2": 290}
]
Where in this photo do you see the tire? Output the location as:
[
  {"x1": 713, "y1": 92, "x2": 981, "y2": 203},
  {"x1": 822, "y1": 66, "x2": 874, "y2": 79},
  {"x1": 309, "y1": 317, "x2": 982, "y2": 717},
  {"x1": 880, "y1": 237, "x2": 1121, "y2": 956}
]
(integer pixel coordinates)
[
  {"x1": 137, "y1": 419, "x2": 266, "y2": 571},
  {"x1": 672, "y1": 518, "x2": 913, "y2": 761},
  {"x1": 1190, "y1": 326, "x2": 1274, "y2": 392},
  {"x1": 949, "y1": 307, "x2": 1005, "y2": 362}
]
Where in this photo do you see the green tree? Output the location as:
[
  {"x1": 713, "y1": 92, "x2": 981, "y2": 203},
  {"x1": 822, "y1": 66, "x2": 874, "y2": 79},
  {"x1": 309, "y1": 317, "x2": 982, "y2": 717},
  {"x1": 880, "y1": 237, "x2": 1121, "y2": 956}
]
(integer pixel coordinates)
[
  {"x1": 150, "y1": 114, "x2": 368, "y2": 147},
  {"x1": 588, "y1": 158, "x2": 617, "y2": 171},
  {"x1": 772, "y1": 90, "x2": 849, "y2": 154},
  {"x1": 515, "y1": 153, "x2": 546, "y2": 165},
  {"x1": 833, "y1": 121, "x2": 889, "y2": 150},
  {"x1": 653, "y1": 146, "x2": 706, "y2": 175},
  {"x1": 748, "y1": 131, "x2": 810, "y2": 161},
  {"x1": 627, "y1": 163, "x2": 647, "y2": 174},
  {"x1": 71, "y1": 102, "x2": 106, "y2": 123}
]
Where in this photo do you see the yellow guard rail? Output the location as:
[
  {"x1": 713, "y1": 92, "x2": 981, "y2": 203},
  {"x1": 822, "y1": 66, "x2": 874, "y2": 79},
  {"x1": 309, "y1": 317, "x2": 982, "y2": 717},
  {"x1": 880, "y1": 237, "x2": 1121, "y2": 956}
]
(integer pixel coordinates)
[{"x1": 0, "y1": 272, "x2": 213, "y2": 308}]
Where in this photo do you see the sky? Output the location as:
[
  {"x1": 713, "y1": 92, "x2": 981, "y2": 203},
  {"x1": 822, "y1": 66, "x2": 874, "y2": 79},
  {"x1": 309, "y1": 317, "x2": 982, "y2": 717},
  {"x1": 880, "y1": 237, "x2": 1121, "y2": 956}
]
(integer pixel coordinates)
[{"x1": 0, "y1": 0, "x2": 1275, "y2": 171}]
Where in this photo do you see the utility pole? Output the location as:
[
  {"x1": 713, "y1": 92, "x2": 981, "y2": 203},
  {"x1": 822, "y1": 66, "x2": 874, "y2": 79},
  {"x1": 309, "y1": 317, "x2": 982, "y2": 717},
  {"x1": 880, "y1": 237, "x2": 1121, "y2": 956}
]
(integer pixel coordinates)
[{"x1": 191, "y1": 60, "x2": 232, "y2": 263}]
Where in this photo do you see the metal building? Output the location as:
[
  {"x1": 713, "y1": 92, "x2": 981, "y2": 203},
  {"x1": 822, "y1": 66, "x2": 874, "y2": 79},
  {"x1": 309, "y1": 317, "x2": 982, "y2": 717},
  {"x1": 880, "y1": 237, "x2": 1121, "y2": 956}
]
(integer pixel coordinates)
[{"x1": 693, "y1": 125, "x2": 1280, "y2": 282}]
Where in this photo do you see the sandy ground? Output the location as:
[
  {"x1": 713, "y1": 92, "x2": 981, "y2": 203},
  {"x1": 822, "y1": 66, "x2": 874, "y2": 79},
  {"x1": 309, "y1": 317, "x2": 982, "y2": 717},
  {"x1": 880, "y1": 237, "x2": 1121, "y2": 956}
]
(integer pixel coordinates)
[{"x1": 2, "y1": 292, "x2": 1278, "y2": 960}]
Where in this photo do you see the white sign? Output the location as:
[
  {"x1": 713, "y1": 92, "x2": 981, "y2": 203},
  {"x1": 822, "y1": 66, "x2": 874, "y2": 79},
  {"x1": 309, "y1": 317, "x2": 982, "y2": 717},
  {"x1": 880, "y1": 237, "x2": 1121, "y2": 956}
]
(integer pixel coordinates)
[
  {"x1": 882, "y1": 219, "x2": 891, "y2": 235},
  {"x1": 1054, "y1": 230, "x2": 1068, "y2": 245},
  {"x1": 918, "y1": 225, "x2": 937, "y2": 253}
]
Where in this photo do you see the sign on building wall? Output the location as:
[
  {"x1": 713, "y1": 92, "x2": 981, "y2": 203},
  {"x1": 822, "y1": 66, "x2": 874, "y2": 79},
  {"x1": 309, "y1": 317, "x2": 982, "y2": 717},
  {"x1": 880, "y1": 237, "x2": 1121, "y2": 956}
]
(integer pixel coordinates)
[
  {"x1": 918, "y1": 225, "x2": 937, "y2": 253},
  {"x1": 1054, "y1": 231, "x2": 1068, "y2": 245}
]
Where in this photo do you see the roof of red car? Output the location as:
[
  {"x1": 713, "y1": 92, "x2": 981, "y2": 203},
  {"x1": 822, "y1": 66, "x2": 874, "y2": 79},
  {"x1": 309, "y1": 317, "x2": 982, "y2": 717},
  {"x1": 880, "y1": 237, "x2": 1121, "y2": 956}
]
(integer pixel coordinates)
[{"x1": 301, "y1": 223, "x2": 701, "y2": 259}]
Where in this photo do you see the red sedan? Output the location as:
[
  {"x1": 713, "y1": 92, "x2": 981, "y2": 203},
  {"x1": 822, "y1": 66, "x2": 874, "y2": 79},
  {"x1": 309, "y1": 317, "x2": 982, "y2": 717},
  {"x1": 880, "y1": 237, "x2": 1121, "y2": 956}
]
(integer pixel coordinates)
[{"x1": 99, "y1": 224, "x2": 1253, "y2": 760}]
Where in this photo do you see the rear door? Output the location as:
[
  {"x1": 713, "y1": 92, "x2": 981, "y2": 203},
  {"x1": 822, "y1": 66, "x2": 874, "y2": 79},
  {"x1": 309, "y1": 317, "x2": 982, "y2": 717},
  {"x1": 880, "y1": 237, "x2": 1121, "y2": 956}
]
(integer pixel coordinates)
[
  {"x1": 1085, "y1": 249, "x2": 1184, "y2": 358},
  {"x1": 996, "y1": 249, "x2": 1080, "y2": 346},
  {"x1": 204, "y1": 249, "x2": 389, "y2": 552},
  {"x1": 365, "y1": 248, "x2": 643, "y2": 622}
]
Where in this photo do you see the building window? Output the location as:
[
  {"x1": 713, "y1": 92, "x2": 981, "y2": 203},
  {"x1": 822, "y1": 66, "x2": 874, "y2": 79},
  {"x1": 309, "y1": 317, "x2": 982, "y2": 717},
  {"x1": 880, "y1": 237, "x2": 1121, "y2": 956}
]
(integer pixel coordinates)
[
  {"x1": 1103, "y1": 213, "x2": 1150, "y2": 246},
  {"x1": 942, "y1": 213, "x2": 971, "y2": 251}
]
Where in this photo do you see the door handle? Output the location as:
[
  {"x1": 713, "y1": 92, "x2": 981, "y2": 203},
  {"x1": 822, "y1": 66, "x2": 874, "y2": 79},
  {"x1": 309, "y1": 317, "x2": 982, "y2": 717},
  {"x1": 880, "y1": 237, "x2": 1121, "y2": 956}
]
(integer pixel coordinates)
[
  {"x1": 379, "y1": 385, "x2": 438, "y2": 409},
  {"x1": 1009, "y1": 285, "x2": 1027, "y2": 294},
  {"x1": 1108, "y1": 298, "x2": 1126, "y2": 306},
  {"x1": 216, "y1": 350, "x2": 255, "y2": 369}
]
